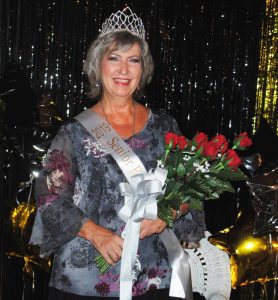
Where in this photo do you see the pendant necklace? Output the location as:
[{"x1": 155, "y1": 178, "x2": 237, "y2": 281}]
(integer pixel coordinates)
[{"x1": 100, "y1": 100, "x2": 136, "y2": 139}]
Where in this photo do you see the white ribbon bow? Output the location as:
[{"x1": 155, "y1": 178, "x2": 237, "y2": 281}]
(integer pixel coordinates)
[{"x1": 119, "y1": 167, "x2": 167, "y2": 223}]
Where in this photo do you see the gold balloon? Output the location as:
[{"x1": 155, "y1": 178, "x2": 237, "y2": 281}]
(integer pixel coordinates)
[
  {"x1": 7, "y1": 203, "x2": 52, "y2": 274},
  {"x1": 209, "y1": 208, "x2": 278, "y2": 288},
  {"x1": 6, "y1": 250, "x2": 52, "y2": 275},
  {"x1": 10, "y1": 203, "x2": 36, "y2": 243}
]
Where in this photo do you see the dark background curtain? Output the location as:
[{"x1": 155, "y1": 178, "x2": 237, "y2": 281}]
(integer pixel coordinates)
[
  {"x1": 0, "y1": 0, "x2": 264, "y2": 137},
  {"x1": 0, "y1": 0, "x2": 272, "y2": 299}
]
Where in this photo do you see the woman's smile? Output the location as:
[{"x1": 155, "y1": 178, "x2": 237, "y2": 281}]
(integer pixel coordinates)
[{"x1": 113, "y1": 78, "x2": 131, "y2": 86}]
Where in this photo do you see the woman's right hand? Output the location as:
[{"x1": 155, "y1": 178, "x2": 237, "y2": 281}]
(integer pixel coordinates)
[{"x1": 78, "y1": 219, "x2": 123, "y2": 265}]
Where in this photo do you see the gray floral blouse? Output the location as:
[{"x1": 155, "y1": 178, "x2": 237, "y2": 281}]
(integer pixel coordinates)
[{"x1": 30, "y1": 109, "x2": 206, "y2": 297}]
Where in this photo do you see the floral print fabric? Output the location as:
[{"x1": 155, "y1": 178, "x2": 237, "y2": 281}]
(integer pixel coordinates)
[{"x1": 30, "y1": 110, "x2": 206, "y2": 297}]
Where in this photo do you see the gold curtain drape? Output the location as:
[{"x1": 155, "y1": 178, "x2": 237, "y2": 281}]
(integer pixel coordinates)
[{"x1": 254, "y1": 0, "x2": 278, "y2": 133}]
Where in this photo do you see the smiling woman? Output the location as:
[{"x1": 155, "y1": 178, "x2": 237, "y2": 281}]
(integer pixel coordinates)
[
  {"x1": 83, "y1": 30, "x2": 154, "y2": 139},
  {"x1": 29, "y1": 6, "x2": 206, "y2": 300}
]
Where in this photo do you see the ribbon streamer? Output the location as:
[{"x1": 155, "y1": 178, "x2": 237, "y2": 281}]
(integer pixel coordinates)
[
  {"x1": 160, "y1": 230, "x2": 193, "y2": 300},
  {"x1": 118, "y1": 168, "x2": 167, "y2": 300}
]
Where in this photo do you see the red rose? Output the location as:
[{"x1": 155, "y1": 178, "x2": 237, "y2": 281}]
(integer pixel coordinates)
[
  {"x1": 220, "y1": 141, "x2": 228, "y2": 153},
  {"x1": 192, "y1": 132, "x2": 208, "y2": 146},
  {"x1": 212, "y1": 134, "x2": 228, "y2": 153},
  {"x1": 196, "y1": 143, "x2": 204, "y2": 155},
  {"x1": 223, "y1": 149, "x2": 242, "y2": 169},
  {"x1": 201, "y1": 141, "x2": 219, "y2": 160},
  {"x1": 164, "y1": 132, "x2": 179, "y2": 149},
  {"x1": 233, "y1": 132, "x2": 252, "y2": 149},
  {"x1": 177, "y1": 136, "x2": 188, "y2": 150}
]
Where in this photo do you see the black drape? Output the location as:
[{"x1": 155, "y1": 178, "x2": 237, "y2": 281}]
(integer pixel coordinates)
[{"x1": 0, "y1": 1, "x2": 267, "y2": 299}]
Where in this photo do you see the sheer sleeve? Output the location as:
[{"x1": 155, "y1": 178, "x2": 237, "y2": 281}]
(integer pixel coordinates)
[{"x1": 29, "y1": 124, "x2": 87, "y2": 255}]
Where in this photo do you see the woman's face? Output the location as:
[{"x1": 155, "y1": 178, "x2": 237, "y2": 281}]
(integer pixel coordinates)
[{"x1": 100, "y1": 42, "x2": 143, "y2": 100}]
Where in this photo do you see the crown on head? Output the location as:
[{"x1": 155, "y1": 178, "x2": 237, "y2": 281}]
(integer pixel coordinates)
[{"x1": 100, "y1": 7, "x2": 145, "y2": 40}]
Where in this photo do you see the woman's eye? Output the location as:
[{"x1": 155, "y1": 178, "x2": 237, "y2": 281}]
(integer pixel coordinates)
[
  {"x1": 130, "y1": 58, "x2": 141, "y2": 63},
  {"x1": 107, "y1": 56, "x2": 119, "y2": 61}
]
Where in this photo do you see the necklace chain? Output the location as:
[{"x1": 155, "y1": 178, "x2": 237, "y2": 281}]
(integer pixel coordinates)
[{"x1": 100, "y1": 100, "x2": 136, "y2": 139}]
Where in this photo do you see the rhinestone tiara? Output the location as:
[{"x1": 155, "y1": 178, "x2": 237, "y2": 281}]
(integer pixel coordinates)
[{"x1": 100, "y1": 7, "x2": 145, "y2": 40}]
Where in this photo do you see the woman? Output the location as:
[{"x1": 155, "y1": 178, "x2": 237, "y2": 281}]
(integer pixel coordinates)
[{"x1": 30, "y1": 7, "x2": 206, "y2": 300}]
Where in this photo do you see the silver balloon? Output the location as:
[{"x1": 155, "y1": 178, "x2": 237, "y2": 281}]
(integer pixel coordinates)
[{"x1": 247, "y1": 167, "x2": 278, "y2": 237}]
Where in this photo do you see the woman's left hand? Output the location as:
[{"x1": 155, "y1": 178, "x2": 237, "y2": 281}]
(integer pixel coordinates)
[{"x1": 139, "y1": 218, "x2": 167, "y2": 239}]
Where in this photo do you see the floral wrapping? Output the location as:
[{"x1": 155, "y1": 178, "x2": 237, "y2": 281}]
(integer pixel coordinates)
[{"x1": 30, "y1": 110, "x2": 206, "y2": 297}]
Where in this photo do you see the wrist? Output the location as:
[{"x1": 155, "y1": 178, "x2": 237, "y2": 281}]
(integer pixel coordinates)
[{"x1": 78, "y1": 219, "x2": 97, "y2": 240}]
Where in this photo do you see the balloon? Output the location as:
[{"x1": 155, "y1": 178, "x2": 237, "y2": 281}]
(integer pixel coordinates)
[
  {"x1": 241, "y1": 153, "x2": 263, "y2": 177},
  {"x1": 209, "y1": 208, "x2": 277, "y2": 288},
  {"x1": 247, "y1": 167, "x2": 278, "y2": 237},
  {"x1": 6, "y1": 181, "x2": 52, "y2": 276},
  {"x1": 10, "y1": 202, "x2": 36, "y2": 245},
  {"x1": 209, "y1": 121, "x2": 278, "y2": 290},
  {"x1": 6, "y1": 250, "x2": 51, "y2": 276}
]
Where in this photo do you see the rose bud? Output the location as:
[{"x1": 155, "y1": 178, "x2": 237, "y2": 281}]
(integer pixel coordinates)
[
  {"x1": 223, "y1": 149, "x2": 242, "y2": 169},
  {"x1": 177, "y1": 136, "x2": 188, "y2": 150},
  {"x1": 201, "y1": 141, "x2": 219, "y2": 160},
  {"x1": 164, "y1": 132, "x2": 179, "y2": 149},
  {"x1": 212, "y1": 134, "x2": 228, "y2": 153},
  {"x1": 192, "y1": 132, "x2": 208, "y2": 146},
  {"x1": 233, "y1": 132, "x2": 252, "y2": 150}
]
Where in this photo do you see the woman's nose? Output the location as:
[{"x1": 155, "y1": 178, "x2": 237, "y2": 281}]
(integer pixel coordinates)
[{"x1": 119, "y1": 61, "x2": 128, "y2": 75}]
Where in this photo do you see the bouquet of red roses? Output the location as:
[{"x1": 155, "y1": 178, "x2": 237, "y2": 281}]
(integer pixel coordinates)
[
  {"x1": 156, "y1": 131, "x2": 252, "y2": 227},
  {"x1": 95, "y1": 131, "x2": 252, "y2": 274}
]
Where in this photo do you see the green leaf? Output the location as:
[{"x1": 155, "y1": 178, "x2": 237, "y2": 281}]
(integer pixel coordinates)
[
  {"x1": 209, "y1": 160, "x2": 221, "y2": 168},
  {"x1": 209, "y1": 168, "x2": 247, "y2": 181},
  {"x1": 205, "y1": 176, "x2": 235, "y2": 193},
  {"x1": 187, "y1": 198, "x2": 202, "y2": 210},
  {"x1": 157, "y1": 205, "x2": 174, "y2": 227},
  {"x1": 189, "y1": 178, "x2": 215, "y2": 197},
  {"x1": 182, "y1": 195, "x2": 191, "y2": 203},
  {"x1": 170, "y1": 182, "x2": 183, "y2": 195},
  {"x1": 176, "y1": 162, "x2": 186, "y2": 177},
  {"x1": 172, "y1": 151, "x2": 180, "y2": 165},
  {"x1": 219, "y1": 180, "x2": 235, "y2": 193},
  {"x1": 167, "y1": 165, "x2": 176, "y2": 177},
  {"x1": 164, "y1": 178, "x2": 176, "y2": 195},
  {"x1": 184, "y1": 187, "x2": 205, "y2": 200}
]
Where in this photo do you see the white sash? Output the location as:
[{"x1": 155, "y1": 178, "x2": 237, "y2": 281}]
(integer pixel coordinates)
[{"x1": 75, "y1": 109, "x2": 193, "y2": 300}]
